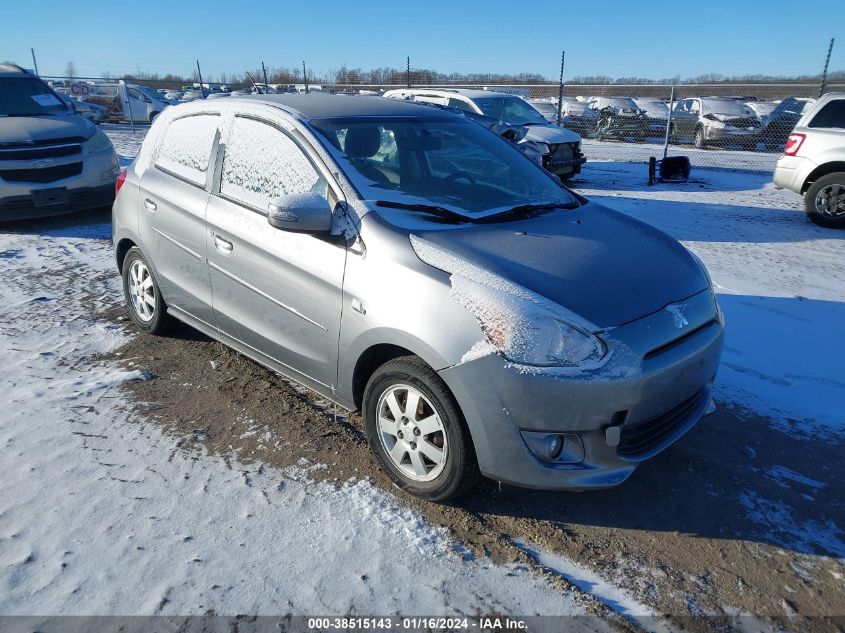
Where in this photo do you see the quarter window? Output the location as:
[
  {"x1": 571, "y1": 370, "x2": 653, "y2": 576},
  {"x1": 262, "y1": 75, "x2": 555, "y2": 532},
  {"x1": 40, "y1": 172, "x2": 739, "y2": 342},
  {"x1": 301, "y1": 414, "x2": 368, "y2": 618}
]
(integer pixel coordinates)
[
  {"x1": 809, "y1": 100, "x2": 845, "y2": 130},
  {"x1": 220, "y1": 116, "x2": 327, "y2": 211},
  {"x1": 154, "y1": 114, "x2": 220, "y2": 186}
]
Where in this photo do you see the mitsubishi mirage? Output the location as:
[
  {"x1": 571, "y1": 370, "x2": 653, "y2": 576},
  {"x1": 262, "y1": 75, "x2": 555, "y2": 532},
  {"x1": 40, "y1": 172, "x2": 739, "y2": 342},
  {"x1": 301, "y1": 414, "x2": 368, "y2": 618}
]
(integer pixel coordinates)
[{"x1": 113, "y1": 93, "x2": 724, "y2": 501}]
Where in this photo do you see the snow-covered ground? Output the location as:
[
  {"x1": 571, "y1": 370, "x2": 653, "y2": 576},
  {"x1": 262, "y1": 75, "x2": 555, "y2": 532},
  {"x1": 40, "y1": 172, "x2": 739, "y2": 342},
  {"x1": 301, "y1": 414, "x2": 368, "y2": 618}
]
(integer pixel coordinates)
[{"x1": 1, "y1": 126, "x2": 842, "y2": 622}]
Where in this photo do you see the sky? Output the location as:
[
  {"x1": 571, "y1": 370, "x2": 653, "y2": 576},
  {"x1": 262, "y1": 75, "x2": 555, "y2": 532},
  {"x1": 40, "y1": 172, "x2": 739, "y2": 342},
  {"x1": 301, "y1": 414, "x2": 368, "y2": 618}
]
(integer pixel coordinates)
[{"x1": 2, "y1": 0, "x2": 843, "y2": 81}]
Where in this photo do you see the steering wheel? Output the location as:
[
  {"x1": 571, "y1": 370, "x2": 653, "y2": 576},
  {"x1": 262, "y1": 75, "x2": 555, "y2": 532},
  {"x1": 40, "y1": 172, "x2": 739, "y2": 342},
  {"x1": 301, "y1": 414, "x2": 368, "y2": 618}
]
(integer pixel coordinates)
[{"x1": 444, "y1": 171, "x2": 477, "y2": 185}]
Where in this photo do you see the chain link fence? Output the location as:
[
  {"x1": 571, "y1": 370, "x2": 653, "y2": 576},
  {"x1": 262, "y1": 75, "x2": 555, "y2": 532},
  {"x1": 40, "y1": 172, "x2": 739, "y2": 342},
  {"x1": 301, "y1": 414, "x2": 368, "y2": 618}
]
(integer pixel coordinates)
[{"x1": 42, "y1": 75, "x2": 844, "y2": 173}]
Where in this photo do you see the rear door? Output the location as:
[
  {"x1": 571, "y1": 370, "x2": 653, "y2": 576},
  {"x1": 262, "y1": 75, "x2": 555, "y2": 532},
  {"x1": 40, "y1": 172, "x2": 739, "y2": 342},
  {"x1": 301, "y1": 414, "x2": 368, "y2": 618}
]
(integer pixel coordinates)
[
  {"x1": 205, "y1": 114, "x2": 347, "y2": 394},
  {"x1": 139, "y1": 112, "x2": 220, "y2": 324}
]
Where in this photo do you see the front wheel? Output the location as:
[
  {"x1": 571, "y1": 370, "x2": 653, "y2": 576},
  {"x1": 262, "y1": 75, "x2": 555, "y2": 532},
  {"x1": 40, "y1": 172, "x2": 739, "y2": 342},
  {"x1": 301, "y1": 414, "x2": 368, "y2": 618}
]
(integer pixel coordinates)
[
  {"x1": 364, "y1": 356, "x2": 479, "y2": 502},
  {"x1": 805, "y1": 173, "x2": 845, "y2": 228},
  {"x1": 694, "y1": 127, "x2": 708, "y2": 149},
  {"x1": 121, "y1": 247, "x2": 175, "y2": 334}
]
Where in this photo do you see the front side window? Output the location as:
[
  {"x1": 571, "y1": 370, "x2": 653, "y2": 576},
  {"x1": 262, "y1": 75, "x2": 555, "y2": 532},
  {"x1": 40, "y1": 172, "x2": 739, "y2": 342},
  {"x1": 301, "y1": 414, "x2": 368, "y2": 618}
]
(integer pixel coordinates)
[
  {"x1": 809, "y1": 100, "x2": 845, "y2": 130},
  {"x1": 311, "y1": 117, "x2": 576, "y2": 216},
  {"x1": 220, "y1": 116, "x2": 327, "y2": 211},
  {"x1": 154, "y1": 114, "x2": 220, "y2": 186},
  {"x1": 447, "y1": 98, "x2": 476, "y2": 113}
]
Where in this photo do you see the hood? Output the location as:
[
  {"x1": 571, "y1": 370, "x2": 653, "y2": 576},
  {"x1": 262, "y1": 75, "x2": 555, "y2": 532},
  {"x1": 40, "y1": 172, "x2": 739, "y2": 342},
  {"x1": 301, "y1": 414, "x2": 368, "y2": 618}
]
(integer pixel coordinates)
[
  {"x1": 523, "y1": 124, "x2": 581, "y2": 144},
  {"x1": 0, "y1": 114, "x2": 95, "y2": 146},
  {"x1": 411, "y1": 202, "x2": 707, "y2": 329}
]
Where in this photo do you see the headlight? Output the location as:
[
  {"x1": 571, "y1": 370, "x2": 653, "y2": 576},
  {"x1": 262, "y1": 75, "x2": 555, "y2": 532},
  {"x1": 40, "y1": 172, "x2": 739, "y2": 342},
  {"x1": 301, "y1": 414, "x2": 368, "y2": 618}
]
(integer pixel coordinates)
[
  {"x1": 85, "y1": 130, "x2": 114, "y2": 154},
  {"x1": 486, "y1": 311, "x2": 606, "y2": 367},
  {"x1": 519, "y1": 140, "x2": 549, "y2": 165}
]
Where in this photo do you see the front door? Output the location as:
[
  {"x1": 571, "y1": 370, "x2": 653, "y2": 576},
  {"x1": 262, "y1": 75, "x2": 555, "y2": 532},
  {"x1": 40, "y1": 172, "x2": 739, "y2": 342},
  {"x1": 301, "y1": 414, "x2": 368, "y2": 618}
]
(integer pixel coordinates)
[{"x1": 205, "y1": 115, "x2": 347, "y2": 394}]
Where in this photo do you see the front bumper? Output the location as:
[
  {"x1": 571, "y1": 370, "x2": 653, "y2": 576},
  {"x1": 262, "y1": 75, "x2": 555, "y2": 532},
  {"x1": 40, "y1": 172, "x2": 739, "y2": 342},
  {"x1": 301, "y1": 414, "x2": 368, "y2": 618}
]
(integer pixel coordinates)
[
  {"x1": 705, "y1": 125, "x2": 758, "y2": 142},
  {"x1": 545, "y1": 153, "x2": 587, "y2": 178},
  {"x1": 0, "y1": 148, "x2": 117, "y2": 222},
  {"x1": 438, "y1": 288, "x2": 724, "y2": 490}
]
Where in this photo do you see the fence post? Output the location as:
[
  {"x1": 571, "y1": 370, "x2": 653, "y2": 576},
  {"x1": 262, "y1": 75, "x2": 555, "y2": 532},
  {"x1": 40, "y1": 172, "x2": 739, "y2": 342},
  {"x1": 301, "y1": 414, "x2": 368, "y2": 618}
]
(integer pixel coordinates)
[
  {"x1": 196, "y1": 59, "x2": 204, "y2": 98},
  {"x1": 302, "y1": 61, "x2": 308, "y2": 93},
  {"x1": 556, "y1": 51, "x2": 565, "y2": 127},
  {"x1": 262, "y1": 61, "x2": 269, "y2": 94},
  {"x1": 663, "y1": 83, "x2": 676, "y2": 161},
  {"x1": 406, "y1": 56, "x2": 411, "y2": 88},
  {"x1": 30, "y1": 48, "x2": 39, "y2": 76},
  {"x1": 819, "y1": 37, "x2": 835, "y2": 98}
]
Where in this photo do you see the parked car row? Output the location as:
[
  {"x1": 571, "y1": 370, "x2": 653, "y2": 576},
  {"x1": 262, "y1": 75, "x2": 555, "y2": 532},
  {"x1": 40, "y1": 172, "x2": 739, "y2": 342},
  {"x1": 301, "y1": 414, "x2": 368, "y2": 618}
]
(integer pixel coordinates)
[{"x1": 527, "y1": 94, "x2": 817, "y2": 152}]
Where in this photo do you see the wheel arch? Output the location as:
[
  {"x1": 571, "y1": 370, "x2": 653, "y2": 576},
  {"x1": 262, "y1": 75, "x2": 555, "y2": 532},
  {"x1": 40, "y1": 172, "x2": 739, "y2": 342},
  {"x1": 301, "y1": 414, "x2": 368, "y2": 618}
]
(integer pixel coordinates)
[
  {"x1": 351, "y1": 343, "x2": 419, "y2": 411},
  {"x1": 801, "y1": 162, "x2": 845, "y2": 194},
  {"x1": 115, "y1": 237, "x2": 137, "y2": 271}
]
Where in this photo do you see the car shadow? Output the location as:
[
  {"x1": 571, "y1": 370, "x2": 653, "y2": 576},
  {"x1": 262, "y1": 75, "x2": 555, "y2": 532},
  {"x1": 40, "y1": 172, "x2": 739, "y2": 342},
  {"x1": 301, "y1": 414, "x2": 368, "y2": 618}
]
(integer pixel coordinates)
[
  {"x1": 459, "y1": 294, "x2": 845, "y2": 560},
  {"x1": 0, "y1": 207, "x2": 112, "y2": 240}
]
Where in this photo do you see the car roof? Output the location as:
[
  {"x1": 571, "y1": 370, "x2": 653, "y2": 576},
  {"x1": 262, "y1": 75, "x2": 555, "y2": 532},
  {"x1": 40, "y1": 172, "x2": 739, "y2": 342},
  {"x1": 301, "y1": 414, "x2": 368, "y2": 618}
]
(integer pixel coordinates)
[
  {"x1": 0, "y1": 63, "x2": 31, "y2": 77},
  {"x1": 228, "y1": 92, "x2": 457, "y2": 120}
]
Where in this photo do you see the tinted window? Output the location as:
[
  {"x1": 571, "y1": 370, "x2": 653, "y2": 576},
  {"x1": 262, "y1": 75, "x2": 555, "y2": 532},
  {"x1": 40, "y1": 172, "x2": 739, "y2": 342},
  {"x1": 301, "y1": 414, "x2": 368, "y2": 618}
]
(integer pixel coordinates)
[
  {"x1": 0, "y1": 76, "x2": 71, "y2": 116},
  {"x1": 472, "y1": 96, "x2": 547, "y2": 125},
  {"x1": 154, "y1": 114, "x2": 219, "y2": 186},
  {"x1": 447, "y1": 98, "x2": 475, "y2": 113},
  {"x1": 220, "y1": 116, "x2": 327, "y2": 211},
  {"x1": 809, "y1": 100, "x2": 845, "y2": 129}
]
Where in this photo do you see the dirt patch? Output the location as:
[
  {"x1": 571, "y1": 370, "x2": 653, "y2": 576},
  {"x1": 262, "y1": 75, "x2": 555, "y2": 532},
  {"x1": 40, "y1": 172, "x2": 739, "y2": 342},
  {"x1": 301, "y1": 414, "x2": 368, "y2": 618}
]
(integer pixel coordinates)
[{"x1": 103, "y1": 309, "x2": 845, "y2": 630}]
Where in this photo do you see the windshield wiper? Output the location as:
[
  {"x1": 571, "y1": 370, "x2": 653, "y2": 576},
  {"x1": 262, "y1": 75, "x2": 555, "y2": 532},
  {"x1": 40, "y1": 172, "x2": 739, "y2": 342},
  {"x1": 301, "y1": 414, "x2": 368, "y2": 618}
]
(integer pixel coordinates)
[
  {"x1": 475, "y1": 202, "x2": 578, "y2": 223},
  {"x1": 375, "y1": 200, "x2": 475, "y2": 224}
]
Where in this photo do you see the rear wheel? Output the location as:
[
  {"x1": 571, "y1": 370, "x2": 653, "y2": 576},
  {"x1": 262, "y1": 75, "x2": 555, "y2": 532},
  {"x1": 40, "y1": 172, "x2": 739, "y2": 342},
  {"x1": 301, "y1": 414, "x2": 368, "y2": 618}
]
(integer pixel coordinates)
[
  {"x1": 805, "y1": 173, "x2": 845, "y2": 228},
  {"x1": 363, "y1": 356, "x2": 479, "y2": 502},
  {"x1": 121, "y1": 247, "x2": 175, "y2": 334}
]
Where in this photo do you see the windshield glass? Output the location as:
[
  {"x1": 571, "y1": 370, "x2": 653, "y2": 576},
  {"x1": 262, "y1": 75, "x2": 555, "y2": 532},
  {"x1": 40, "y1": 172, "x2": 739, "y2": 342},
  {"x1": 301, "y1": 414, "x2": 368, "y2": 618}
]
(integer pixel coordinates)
[
  {"x1": 701, "y1": 99, "x2": 754, "y2": 116},
  {"x1": 137, "y1": 85, "x2": 162, "y2": 102},
  {"x1": 311, "y1": 117, "x2": 576, "y2": 216},
  {"x1": 0, "y1": 77, "x2": 71, "y2": 117},
  {"x1": 593, "y1": 97, "x2": 639, "y2": 110},
  {"x1": 635, "y1": 100, "x2": 670, "y2": 116},
  {"x1": 472, "y1": 96, "x2": 548, "y2": 125},
  {"x1": 530, "y1": 102, "x2": 557, "y2": 115}
]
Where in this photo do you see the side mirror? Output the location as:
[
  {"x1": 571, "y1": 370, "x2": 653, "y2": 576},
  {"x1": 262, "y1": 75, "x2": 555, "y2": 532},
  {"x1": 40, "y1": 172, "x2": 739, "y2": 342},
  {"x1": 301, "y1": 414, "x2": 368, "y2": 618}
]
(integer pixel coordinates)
[{"x1": 268, "y1": 192, "x2": 332, "y2": 234}]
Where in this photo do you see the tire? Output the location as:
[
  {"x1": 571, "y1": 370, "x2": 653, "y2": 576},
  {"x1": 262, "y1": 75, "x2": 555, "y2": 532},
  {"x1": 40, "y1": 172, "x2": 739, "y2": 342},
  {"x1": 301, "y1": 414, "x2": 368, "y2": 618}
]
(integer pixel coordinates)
[
  {"x1": 694, "y1": 126, "x2": 708, "y2": 149},
  {"x1": 363, "y1": 356, "x2": 479, "y2": 502},
  {"x1": 121, "y1": 247, "x2": 175, "y2": 334},
  {"x1": 804, "y1": 172, "x2": 845, "y2": 228}
]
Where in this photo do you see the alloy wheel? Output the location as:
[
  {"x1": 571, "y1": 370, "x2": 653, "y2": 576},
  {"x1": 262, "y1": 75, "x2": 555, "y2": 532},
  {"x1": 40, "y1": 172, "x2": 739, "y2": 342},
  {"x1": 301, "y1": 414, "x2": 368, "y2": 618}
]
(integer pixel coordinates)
[
  {"x1": 814, "y1": 183, "x2": 845, "y2": 218},
  {"x1": 128, "y1": 259, "x2": 156, "y2": 322},
  {"x1": 376, "y1": 384, "x2": 447, "y2": 482}
]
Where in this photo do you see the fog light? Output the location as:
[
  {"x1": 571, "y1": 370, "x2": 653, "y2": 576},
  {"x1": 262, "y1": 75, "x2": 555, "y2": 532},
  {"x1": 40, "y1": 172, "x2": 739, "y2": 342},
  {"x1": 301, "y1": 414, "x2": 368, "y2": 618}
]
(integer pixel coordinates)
[{"x1": 548, "y1": 435, "x2": 564, "y2": 460}]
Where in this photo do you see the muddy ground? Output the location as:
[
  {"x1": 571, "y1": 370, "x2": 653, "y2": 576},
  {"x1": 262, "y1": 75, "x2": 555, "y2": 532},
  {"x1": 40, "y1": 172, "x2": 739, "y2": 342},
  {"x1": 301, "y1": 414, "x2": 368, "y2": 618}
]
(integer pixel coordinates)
[{"x1": 102, "y1": 306, "x2": 845, "y2": 632}]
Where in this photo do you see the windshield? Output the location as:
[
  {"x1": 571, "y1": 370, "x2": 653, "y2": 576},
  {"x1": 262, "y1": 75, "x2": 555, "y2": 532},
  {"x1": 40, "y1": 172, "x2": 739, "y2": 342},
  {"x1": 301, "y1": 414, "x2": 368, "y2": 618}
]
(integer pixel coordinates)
[
  {"x1": 701, "y1": 99, "x2": 754, "y2": 116},
  {"x1": 0, "y1": 77, "x2": 71, "y2": 117},
  {"x1": 530, "y1": 102, "x2": 557, "y2": 114},
  {"x1": 593, "y1": 97, "x2": 638, "y2": 110},
  {"x1": 137, "y1": 85, "x2": 162, "y2": 102},
  {"x1": 635, "y1": 100, "x2": 670, "y2": 116},
  {"x1": 472, "y1": 96, "x2": 548, "y2": 125},
  {"x1": 311, "y1": 117, "x2": 576, "y2": 216}
]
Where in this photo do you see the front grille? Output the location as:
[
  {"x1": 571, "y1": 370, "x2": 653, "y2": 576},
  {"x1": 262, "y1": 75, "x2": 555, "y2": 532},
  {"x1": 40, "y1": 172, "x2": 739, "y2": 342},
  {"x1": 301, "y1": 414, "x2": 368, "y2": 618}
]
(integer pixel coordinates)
[
  {"x1": 0, "y1": 144, "x2": 82, "y2": 161},
  {"x1": 617, "y1": 390, "x2": 705, "y2": 458},
  {"x1": 0, "y1": 136, "x2": 88, "y2": 148},
  {"x1": 643, "y1": 320, "x2": 718, "y2": 361},
  {"x1": 0, "y1": 162, "x2": 83, "y2": 183}
]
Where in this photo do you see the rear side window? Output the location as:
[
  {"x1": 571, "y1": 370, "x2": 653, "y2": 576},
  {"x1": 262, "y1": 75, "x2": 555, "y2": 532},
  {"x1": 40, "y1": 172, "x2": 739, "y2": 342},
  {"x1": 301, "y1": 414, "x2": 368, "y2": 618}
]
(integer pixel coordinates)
[
  {"x1": 154, "y1": 114, "x2": 219, "y2": 186},
  {"x1": 809, "y1": 100, "x2": 845, "y2": 129},
  {"x1": 220, "y1": 116, "x2": 327, "y2": 211}
]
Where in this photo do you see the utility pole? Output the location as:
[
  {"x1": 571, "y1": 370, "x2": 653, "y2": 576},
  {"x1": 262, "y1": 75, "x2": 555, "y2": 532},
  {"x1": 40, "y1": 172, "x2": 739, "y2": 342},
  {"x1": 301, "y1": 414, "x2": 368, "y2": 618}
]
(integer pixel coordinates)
[
  {"x1": 30, "y1": 48, "x2": 39, "y2": 75},
  {"x1": 302, "y1": 60, "x2": 308, "y2": 93},
  {"x1": 556, "y1": 51, "x2": 565, "y2": 126},
  {"x1": 406, "y1": 56, "x2": 411, "y2": 88},
  {"x1": 819, "y1": 37, "x2": 835, "y2": 97},
  {"x1": 261, "y1": 60, "x2": 269, "y2": 94},
  {"x1": 196, "y1": 59, "x2": 204, "y2": 98}
]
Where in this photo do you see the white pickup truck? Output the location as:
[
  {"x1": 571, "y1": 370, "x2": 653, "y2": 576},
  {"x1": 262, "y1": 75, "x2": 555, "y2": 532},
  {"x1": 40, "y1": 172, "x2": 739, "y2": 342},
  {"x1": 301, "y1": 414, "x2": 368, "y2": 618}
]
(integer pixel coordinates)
[{"x1": 773, "y1": 93, "x2": 845, "y2": 228}]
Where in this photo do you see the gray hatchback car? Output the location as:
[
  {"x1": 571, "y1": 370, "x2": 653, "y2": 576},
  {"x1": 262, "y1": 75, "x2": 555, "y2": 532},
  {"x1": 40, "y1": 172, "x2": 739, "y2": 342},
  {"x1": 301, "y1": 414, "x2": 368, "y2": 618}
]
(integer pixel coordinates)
[{"x1": 113, "y1": 94, "x2": 724, "y2": 501}]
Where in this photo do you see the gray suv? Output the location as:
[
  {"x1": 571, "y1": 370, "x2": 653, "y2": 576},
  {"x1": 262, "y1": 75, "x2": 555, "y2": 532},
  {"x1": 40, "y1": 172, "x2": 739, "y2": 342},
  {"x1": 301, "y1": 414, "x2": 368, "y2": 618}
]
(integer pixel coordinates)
[
  {"x1": 1, "y1": 64, "x2": 119, "y2": 221},
  {"x1": 113, "y1": 94, "x2": 724, "y2": 501}
]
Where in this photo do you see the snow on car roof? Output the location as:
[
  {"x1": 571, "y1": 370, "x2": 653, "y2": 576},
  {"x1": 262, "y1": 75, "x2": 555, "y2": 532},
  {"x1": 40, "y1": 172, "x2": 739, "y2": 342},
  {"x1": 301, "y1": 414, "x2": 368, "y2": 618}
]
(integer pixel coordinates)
[{"x1": 234, "y1": 93, "x2": 457, "y2": 120}]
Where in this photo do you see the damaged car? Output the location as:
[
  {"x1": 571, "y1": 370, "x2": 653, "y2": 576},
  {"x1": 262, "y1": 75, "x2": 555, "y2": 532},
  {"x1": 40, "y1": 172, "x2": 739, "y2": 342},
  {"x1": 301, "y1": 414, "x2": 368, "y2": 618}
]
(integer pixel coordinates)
[
  {"x1": 588, "y1": 97, "x2": 649, "y2": 142},
  {"x1": 672, "y1": 97, "x2": 760, "y2": 149},
  {"x1": 114, "y1": 94, "x2": 724, "y2": 501},
  {"x1": 383, "y1": 88, "x2": 585, "y2": 180}
]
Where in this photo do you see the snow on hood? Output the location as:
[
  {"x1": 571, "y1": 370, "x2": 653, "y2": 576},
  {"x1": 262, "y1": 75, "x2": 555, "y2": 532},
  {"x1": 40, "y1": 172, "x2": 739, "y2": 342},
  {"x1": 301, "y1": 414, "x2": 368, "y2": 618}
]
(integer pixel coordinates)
[
  {"x1": 522, "y1": 124, "x2": 580, "y2": 145},
  {"x1": 0, "y1": 114, "x2": 95, "y2": 145}
]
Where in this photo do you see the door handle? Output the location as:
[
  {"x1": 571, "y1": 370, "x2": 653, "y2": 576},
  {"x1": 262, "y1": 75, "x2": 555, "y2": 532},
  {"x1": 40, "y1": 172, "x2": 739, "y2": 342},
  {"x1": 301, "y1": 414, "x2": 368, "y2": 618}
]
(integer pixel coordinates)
[
  {"x1": 143, "y1": 199, "x2": 157, "y2": 213},
  {"x1": 214, "y1": 234, "x2": 233, "y2": 255}
]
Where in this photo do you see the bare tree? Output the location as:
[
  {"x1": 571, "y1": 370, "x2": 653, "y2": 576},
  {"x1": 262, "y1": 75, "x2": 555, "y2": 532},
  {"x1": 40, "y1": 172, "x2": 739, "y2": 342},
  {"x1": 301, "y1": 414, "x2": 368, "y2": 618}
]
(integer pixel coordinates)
[{"x1": 65, "y1": 61, "x2": 76, "y2": 79}]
